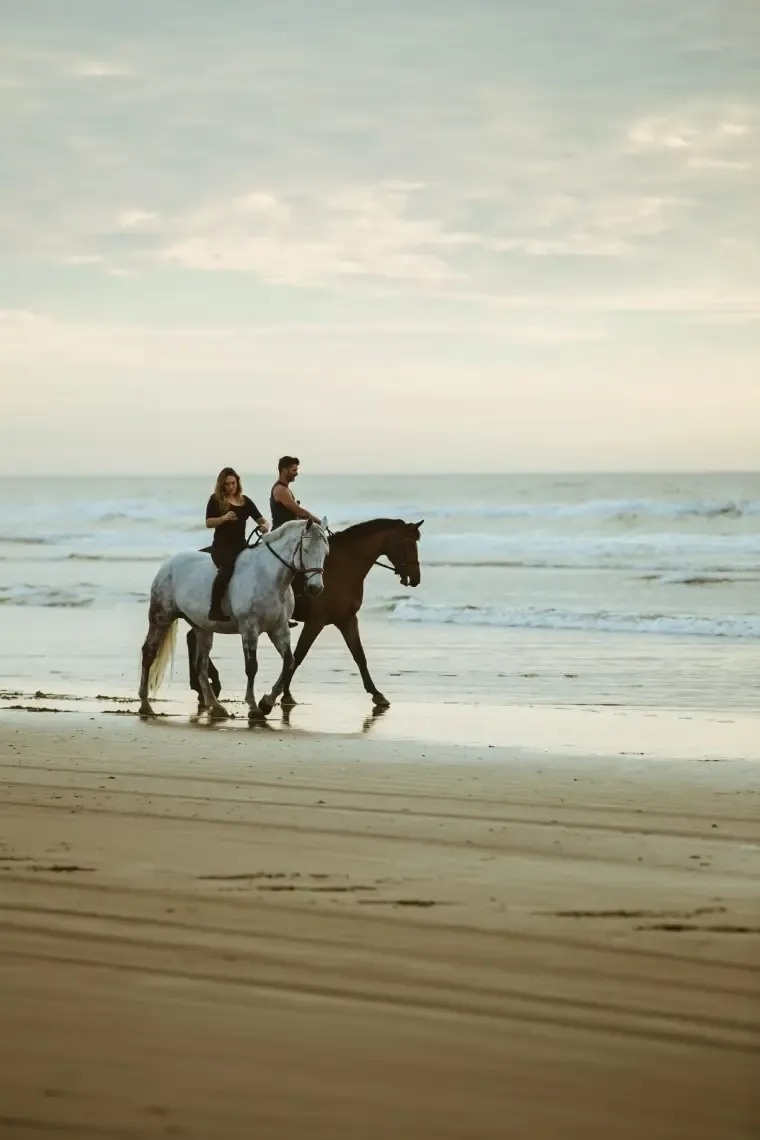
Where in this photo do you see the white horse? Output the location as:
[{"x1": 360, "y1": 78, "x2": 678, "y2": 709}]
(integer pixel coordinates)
[{"x1": 138, "y1": 518, "x2": 329, "y2": 721}]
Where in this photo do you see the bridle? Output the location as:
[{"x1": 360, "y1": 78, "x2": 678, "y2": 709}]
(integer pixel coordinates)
[
  {"x1": 372, "y1": 533, "x2": 420, "y2": 585},
  {"x1": 374, "y1": 554, "x2": 418, "y2": 583},
  {"x1": 249, "y1": 521, "x2": 416, "y2": 584},
  {"x1": 258, "y1": 523, "x2": 326, "y2": 582}
]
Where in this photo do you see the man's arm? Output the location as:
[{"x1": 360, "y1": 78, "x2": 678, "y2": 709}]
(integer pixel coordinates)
[{"x1": 273, "y1": 483, "x2": 320, "y2": 524}]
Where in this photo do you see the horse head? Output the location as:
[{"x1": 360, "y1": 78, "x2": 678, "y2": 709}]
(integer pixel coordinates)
[{"x1": 384, "y1": 520, "x2": 423, "y2": 588}]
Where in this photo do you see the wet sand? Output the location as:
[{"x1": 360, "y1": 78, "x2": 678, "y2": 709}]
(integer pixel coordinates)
[{"x1": 0, "y1": 712, "x2": 758, "y2": 1139}]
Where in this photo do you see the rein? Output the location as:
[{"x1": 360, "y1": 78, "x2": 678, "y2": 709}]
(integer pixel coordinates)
[{"x1": 251, "y1": 523, "x2": 412, "y2": 578}]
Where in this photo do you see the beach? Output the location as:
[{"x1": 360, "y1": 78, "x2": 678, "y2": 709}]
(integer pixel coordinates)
[
  {"x1": 1, "y1": 712, "x2": 758, "y2": 1139},
  {"x1": 1, "y1": 470, "x2": 759, "y2": 1135}
]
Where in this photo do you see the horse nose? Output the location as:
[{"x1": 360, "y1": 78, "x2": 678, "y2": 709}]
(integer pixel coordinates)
[{"x1": 307, "y1": 579, "x2": 324, "y2": 595}]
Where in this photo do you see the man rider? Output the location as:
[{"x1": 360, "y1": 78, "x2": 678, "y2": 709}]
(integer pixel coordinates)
[
  {"x1": 270, "y1": 456, "x2": 322, "y2": 529},
  {"x1": 270, "y1": 455, "x2": 323, "y2": 622}
]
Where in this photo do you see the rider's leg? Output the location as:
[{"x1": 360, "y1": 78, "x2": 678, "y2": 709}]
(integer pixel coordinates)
[
  {"x1": 290, "y1": 571, "x2": 306, "y2": 625},
  {"x1": 208, "y1": 552, "x2": 236, "y2": 621}
]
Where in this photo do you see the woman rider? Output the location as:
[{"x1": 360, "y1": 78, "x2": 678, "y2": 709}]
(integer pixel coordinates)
[{"x1": 206, "y1": 467, "x2": 268, "y2": 621}]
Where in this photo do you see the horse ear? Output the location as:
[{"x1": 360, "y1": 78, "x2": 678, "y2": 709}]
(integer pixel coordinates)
[
  {"x1": 305, "y1": 518, "x2": 313, "y2": 530},
  {"x1": 416, "y1": 519, "x2": 424, "y2": 529},
  {"x1": 321, "y1": 516, "x2": 328, "y2": 530}
]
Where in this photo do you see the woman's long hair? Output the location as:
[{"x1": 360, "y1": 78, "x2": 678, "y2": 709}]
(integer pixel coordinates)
[{"x1": 213, "y1": 467, "x2": 243, "y2": 512}]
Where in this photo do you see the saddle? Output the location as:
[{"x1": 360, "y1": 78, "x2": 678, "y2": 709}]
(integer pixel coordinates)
[{"x1": 199, "y1": 548, "x2": 307, "y2": 623}]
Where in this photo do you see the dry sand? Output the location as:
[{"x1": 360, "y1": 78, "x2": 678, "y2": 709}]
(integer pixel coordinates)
[{"x1": 0, "y1": 712, "x2": 758, "y2": 1139}]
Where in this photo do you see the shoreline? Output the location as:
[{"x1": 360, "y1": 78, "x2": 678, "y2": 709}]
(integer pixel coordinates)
[
  {"x1": 2, "y1": 695, "x2": 760, "y2": 762},
  {"x1": 1, "y1": 713, "x2": 758, "y2": 1137}
]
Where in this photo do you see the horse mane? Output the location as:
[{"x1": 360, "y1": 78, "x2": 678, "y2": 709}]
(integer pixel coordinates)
[
  {"x1": 242, "y1": 519, "x2": 328, "y2": 555},
  {"x1": 329, "y1": 518, "x2": 407, "y2": 544},
  {"x1": 259, "y1": 519, "x2": 304, "y2": 545}
]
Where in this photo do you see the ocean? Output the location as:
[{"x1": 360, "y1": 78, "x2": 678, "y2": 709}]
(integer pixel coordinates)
[{"x1": 1, "y1": 472, "x2": 759, "y2": 752}]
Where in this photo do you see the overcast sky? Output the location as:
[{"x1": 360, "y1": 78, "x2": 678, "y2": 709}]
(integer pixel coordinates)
[{"x1": 1, "y1": 0, "x2": 758, "y2": 473}]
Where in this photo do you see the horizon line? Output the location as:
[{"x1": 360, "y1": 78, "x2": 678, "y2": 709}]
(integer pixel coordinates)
[{"x1": 1, "y1": 469, "x2": 758, "y2": 479}]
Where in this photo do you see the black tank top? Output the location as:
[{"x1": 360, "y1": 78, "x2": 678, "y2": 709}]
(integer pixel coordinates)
[{"x1": 270, "y1": 481, "x2": 298, "y2": 530}]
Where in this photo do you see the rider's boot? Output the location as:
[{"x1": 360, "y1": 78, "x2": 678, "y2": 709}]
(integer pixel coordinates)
[{"x1": 208, "y1": 573, "x2": 228, "y2": 621}]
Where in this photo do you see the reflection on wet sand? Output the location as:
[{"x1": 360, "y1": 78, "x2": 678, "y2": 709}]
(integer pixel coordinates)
[
  {"x1": 3, "y1": 688, "x2": 760, "y2": 760},
  {"x1": 159, "y1": 698, "x2": 390, "y2": 738},
  {"x1": 362, "y1": 703, "x2": 390, "y2": 734}
]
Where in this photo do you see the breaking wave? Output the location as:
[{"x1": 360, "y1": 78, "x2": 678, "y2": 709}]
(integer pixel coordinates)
[
  {"x1": 328, "y1": 497, "x2": 760, "y2": 523},
  {"x1": 419, "y1": 531, "x2": 760, "y2": 571},
  {"x1": 385, "y1": 599, "x2": 760, "y2": 639},
  {"x1": 0, "y1": 584, "x2": 149, "y2": 608}
]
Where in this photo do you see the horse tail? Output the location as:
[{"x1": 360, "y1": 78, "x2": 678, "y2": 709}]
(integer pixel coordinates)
[{"x1": 148, "y1": 619, "x2": 178, "y2": 697}]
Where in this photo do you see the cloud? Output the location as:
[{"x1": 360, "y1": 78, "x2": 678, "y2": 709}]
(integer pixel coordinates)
[
  {"x1": 494, "y1": 236, "x2": 629, "y2": 257},
  {"x1": 0, "y1": 307, "x2": 606, "y2": 369},
  {"x1": 68, "y1": 60, "x2": 136, "y2": 79},
  {"x1": 687, "y1": 157, "x2": 751, "y2": 171},
  {"x1": 626, "y1": 104, "x2": 758, "y2": 169},
  {"x1": 117, "y1": 209, "x2": 159, "y2": 229},
  {"x1": 153, "y1": 182, "x2": 476, "y2": 283},
  {"x1": 489, "y1": 195, "x2": 689, "y2": 257},
  {"x1": 2, "y1": 13, "x2": 757, "y2": 310}
]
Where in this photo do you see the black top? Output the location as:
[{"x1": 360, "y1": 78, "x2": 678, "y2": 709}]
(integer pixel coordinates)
[
  {"x1": 270, "y1": 481, "x2": 299, "y2": 530},
  {"x1": 206, "y1": 494, "x2": 263, "y2": 555}
]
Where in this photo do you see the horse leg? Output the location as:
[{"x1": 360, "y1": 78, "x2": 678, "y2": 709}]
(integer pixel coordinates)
[
  {"x1": 259, "y1": 622, "x2": 295, "y2": 716},
  {"x1": 193, "y1": 628, "x2": 229, "y2": 718},
  {"x1": 188, "y1": 628, "x2": 221, "y2": 713},
  {"x1": 280, "y1": 619, "x2": 325, "y2": 707},
  {"x1": 338, "y1": 614, "x2": 390, "y2": 707},
  {"x1": 139, "y1": 620, "x2": 164, "y2": 717},
  {"x1": 187, "y1": 628, "x2": 204, "y2": 714},
  {"x1": 209, "y1": 655, "x2": 222, "y2": 698},
  {"x1": 139, "y1": 606, "x2": 176, "y2": 711},
  {"x1": 240, "y1": 622, "x2": 264, "y2": 721}
]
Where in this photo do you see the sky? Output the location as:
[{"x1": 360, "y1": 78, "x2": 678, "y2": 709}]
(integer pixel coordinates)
[{"x1": 1, "y1": 0, "x2": 758, "y2": 474}]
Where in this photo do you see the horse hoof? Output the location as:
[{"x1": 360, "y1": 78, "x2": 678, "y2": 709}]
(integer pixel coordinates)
[
  {"x1": 138, "y1": 702, "x2": 155, "y2": 718},
  {"x1": 208, "y1": 704, "x2": 229, "y2": 720},
  {"x1": 258, "y1": 697, "x2": 274, "y2": 717},
  {"x1": 280, "y1": 695, "x2": 297, "y2": 708},
  {"x1": 372, "y1": 694, "x2": 390, "y2": 708}
]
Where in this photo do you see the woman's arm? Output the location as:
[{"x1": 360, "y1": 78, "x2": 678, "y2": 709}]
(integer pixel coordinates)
[
  {"x1": 205, "y1": 512, "x2": 237, "y2": 529},
  {"x1": 205, "y1": 496, "x2": 237, "y2": 529},
  {"x1": 245, "y1": 496, "x2": 269, "y2": 532}
]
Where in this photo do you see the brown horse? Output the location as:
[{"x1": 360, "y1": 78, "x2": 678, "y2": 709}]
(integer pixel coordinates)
[{"x1": 187, "y1": 518, "x2": 423, "y2": 709}]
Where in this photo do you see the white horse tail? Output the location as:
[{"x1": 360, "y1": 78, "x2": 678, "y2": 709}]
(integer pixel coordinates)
[{"x1": 148, "y1": 619, "x2": 178, "y2": 697}]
